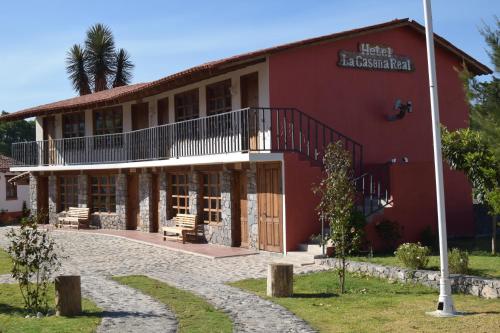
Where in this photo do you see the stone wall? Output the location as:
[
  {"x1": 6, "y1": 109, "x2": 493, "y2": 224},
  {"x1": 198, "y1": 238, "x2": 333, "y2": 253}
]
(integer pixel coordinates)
[
  {"x1": 48, "y1": 175, "x2": 57, "y2": 224},
  {"x1": 159, "y1": 172, "x2": 170, "y2": 228},
  {"x1": 91, "y1": 173, "x2": 127, "y2": 230},
  {"x1": 204, "y1": 170, "x2": 233, "y2": 246},
  {"x1": 247, "y1": 164, "x2": 259, "y2": 250},
  {"x1": 317, "y1": 258, "x2": 500, "y2": 299},
  {"x1": 188, "y1": 171, "x2": 199, "y2": 216},
  {"x1": 139, "y1": 173, "x2": 153, "y2": 232},
  {"x1": 29, "y1": 173, "x2": 38, "y2": 216}
]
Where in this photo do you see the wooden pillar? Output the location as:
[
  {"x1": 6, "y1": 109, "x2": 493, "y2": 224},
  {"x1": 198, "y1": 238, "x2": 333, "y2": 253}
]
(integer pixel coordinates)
[
  {"x1": 55, "y1": 275, "x2": 82, "y2": 316},
  {"x1": 267, "y1": 263, "x2": 293, "y2": 297}
]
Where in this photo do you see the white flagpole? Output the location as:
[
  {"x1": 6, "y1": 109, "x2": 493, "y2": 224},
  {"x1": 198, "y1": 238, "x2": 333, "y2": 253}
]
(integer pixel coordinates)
[{"x1": 422, "y1": 0, "x2": 457, "y2": 317}]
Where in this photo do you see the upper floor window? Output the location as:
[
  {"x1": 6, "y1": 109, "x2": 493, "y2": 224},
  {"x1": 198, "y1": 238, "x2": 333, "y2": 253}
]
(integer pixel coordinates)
[
  {"x1": 93, "y1": 106, "x2": 123, "y2": 135},
  {"x1": 206, "y1": 80, "x2": 232, "y2": 115},
  {"x1": 5, "y1": 176, "x2": 17, "y2": 200},
  {"x1": 175, "y1": 89, "x2": 199, "y2": 122},
  {"x1": 63, "y1": 112, "x2": 85, "y2": 138}
]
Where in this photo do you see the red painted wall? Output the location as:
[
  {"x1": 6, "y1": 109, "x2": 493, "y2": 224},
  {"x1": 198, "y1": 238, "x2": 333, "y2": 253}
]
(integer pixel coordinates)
[{"x1": 270, "y1": 26, "x2": 475, "y2": 251}]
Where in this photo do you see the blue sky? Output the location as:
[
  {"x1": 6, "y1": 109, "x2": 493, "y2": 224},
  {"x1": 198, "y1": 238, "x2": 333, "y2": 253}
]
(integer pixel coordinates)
[{"x1": 0, "y1": 0, "x2": 498, "y2": 113}]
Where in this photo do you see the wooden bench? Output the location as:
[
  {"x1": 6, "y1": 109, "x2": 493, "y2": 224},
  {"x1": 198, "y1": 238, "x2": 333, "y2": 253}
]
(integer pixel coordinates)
[
  {"x1": 56, "y1": 207, "x2": 90, "y2": 229},
  {"x1": 162, "y1": 214, "x2": 199, "y2": 243}
]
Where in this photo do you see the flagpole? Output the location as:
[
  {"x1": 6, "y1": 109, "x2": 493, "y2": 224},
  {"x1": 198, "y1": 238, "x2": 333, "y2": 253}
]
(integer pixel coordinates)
[{"x1": 422, "y1": 0, "x2": 458, "y2": 317}]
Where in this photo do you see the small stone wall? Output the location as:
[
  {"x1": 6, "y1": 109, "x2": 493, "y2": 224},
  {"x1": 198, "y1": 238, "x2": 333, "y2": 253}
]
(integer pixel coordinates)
[
  {"x1": 139, "y1": 173, "x2": 153, "y2": 232},
  {"x1": 317, "y1": 258, "x2": 500, "y2": 299},
  {"x1": 159, "y1": 172, "x2": 169, "y2": 228},
  {"x1": 247, "y1": 163, "x2": 259, "y2": 250}
]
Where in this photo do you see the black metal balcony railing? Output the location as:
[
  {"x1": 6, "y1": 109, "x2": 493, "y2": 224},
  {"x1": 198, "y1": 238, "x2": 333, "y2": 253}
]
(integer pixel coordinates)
[{"x1": 11, "y1": 107, "x2": 363, "y2": 175}]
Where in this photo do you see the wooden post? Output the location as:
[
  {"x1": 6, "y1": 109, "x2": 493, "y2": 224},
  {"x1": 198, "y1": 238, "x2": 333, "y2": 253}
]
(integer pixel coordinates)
[
  {"x1": 267, "y1": 263, "x2": 293, "y2": 297},
  {"x1": 55, "y1": 275, "x2": 82, "y2": 316}
]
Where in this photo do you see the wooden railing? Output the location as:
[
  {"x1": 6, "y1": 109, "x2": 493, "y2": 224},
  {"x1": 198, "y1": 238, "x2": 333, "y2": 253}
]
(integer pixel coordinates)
[{"x1": 11, "y1": 107, "x2": 363, "y2": 173}]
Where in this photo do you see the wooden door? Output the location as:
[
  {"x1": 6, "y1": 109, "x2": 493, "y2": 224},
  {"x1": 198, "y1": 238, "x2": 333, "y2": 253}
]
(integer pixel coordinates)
[
  {"x1": 127, "y1": 174, "x2": 140, "y2": 230},
  {"x1": 257, "y1": 163, "x2": 282, "y2": 252},
  {"x1": 239, "y1": 171, "x2": 249, "y2": 247},
  {"x1": 151, "y1": 174, "x2": 159, "y2": 233},
  {"x1": 37, "y1": 176, "x2": 49, "y2": 224},
  {"x1": 240, "y1": 72, "x2": 259, "y2": 150},
  {"x1": 43, "y1": 116, "x2": 56, "y2": 165},
  {"x1": 132, "y1": 102, "x2": 149, "y2": 130}
]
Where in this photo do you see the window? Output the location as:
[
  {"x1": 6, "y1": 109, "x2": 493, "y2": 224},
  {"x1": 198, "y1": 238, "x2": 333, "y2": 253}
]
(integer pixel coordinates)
[
  {"x1": 5, "y1": 176, "x2": 17, "y2": 200},
  {"x1": 63, "y1": 112, "x2": 85, "y2": 138},
  {"x1": 174, "y1": 89, "x2": 199, "y2": 122},
  {"x1": 157, "y1": 97, "x2": 169, "y2": 125},
  {"x1": 90, "y1": 175, "x2": 116, "y2": 213},
  {"x1": 201, "y1": 172, "x2": 221, "y2": 224},
  {"x1": 59, "y1": 176, "x2": 79, "y2": 211},
  {"x1": 170, "y1": 174, "x2": 189, "y2": 215},
  {"x1": 93, "y1": 106, "x2": 123, "y2": 135},
  {"x1": 206, "y1": 80, "x2": 232, "y2": 115}
]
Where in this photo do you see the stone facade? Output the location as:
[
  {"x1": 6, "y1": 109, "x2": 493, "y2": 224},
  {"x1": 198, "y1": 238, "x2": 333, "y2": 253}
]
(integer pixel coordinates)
[
  {"x1": 29, "y1": 173, "x2": 38, "y2": 216},
  {"x1": 317, "y1": 258, "x2": 500, "y2": 299},
  {"x1": 204, "y1": 170, "x2": 233, "y2": 246},
  {"x1": 48, "y1": 175, "x2": 57, "y2": 224},
  {"x1": 188, "y1": 171, "x2": 199, "y2": 216},
  {"x1": 247, "y1": 164, "x2": 259, "y2": 250},
  {"x1": 139, "y1": 173, "x2": 153, "y2": 232},
  {"x1": 159, "y1": 172, "x2": 171, "y2": 228},
  {"x1": 77, "y1": 174, "x2": 88, "y2": 208}
]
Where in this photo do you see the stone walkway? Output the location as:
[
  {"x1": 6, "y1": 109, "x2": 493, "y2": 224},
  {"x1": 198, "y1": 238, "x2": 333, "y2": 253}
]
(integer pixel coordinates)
[{"x1": 0, "y1": 227, "x2": 326, "y2": 332}]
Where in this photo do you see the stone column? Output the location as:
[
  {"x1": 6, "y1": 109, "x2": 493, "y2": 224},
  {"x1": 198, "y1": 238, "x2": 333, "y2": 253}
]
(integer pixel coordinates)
[
  {"x1": 48, "y1": 175, "x2": 57, "y2": 225},
  {"x1": 29, "y1": 173, "x2": 38, "y2": 216},
  {"x1": 188, "y1": 171, "x2": 200, "y2": 216},
  {"x1": 159, "y1": 172, "x2": 170, "y2": 227},
  {"x1": 77, "y1": 174, "x2": 88, "y2": 208},
  {"x1": 219, "y1": 170, "x2": 233, "y2": 246},
  {"x1": 139, "y1": 173, "x2": 153, "y2": 232},
  {"x1": 247, "y1": 163, "x2": 259, "y2": 250},
  {"x1": 115, "y1": 173, "x2": 127, "y2": 230}
]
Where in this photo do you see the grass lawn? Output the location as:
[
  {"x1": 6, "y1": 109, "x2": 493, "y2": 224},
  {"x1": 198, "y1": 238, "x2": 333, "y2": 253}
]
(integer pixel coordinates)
[
  {"x1": 230, "y1": 271, "x2": 500, "y2": 333},
  {"x1": 0, "y1": 283, "x2": 101, "y2": 333},
  {"x1": 113, "y1": 275, "x2": 232, "y2": 333},
  {"x1": 349, "y1": 254, "x2": 500, "y2": 279},
  {"x1": 0, "y1": 248, "x2": 13, "y2": 274}
]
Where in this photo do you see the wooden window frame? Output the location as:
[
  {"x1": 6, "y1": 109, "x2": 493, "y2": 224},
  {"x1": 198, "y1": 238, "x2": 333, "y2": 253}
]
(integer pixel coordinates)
[
  {"x1": 90, "y1": 175, "x2": 116, "y2": 213},
  {"x1": 206, "y1": 79, "x2": 232, "y2": 116},
  {"x1": 174, "y1": 89, "x2": 199, "y2": 122},
  {"x1": 201, "y1": 172, "x2": 222, "y2": 224},
  {"x1": 5, "y1": 176, "x2": 17, "y2": 200},
  {"x1": 62, "y1": 112, "x2": 86, "y2": 138},
  {"x1": 170, "y1": 173, "x2": 190, "y2": 216},
  {"x1": 93, "y1": 106, "x2": 123, "y2": 135},
  {"x1": 58, "y1": 175, "x2": 79, "y2": 211}
]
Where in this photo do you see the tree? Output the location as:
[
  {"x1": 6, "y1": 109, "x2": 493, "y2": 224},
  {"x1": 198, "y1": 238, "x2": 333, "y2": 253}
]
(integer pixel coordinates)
[
  {"x1": 313, "y1": 141, "x2": 364, "y2": 293},
  {"x1": 0, "y1": 111, "x2": 35, "y2": 156},
  {"x1": 66, "y1": 23, "x2": 134, "y2": 95},
  {"x1": 457, "y1": 17, "x2": 500, "y2": 255},
  {"x1": 441, "y1": 127, "x2": 499, "y2": 254}
]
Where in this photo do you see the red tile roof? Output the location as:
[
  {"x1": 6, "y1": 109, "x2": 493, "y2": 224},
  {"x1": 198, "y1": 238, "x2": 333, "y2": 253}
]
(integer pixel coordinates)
[
  {"x1": 0, "y1": 154, "x2": 17, "y2": 172},
  {"x1": 0, "y1": 18, "x2": 491, "y2": 122}
]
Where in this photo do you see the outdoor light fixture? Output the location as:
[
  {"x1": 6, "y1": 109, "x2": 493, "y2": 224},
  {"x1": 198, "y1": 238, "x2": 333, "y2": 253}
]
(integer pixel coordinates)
[
  {"x1": 402, "y1": 157, "x2": 409, "y2": 163},
  {"x1": 387, "y1": 99, "x2": 413, "y2": 121}
]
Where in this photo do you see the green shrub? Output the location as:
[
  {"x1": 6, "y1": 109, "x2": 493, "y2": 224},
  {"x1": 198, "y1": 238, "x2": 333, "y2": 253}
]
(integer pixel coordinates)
[
  {"x1": 448, "y1": 248, "x2": 469, "y2": 274},
  {"x1": 374, "y1": 219, "x2": 401, "y2": 253},
  {"x1": 394, "y1": 242, "x2": 430, "y2": 269}
]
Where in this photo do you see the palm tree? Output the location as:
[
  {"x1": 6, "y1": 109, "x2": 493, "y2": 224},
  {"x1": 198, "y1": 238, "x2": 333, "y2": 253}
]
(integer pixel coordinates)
[
  {"x1": 66, "y1": 23, "x2": 134, "y2": 95},
  {"x1": 113, "y1": 48, "x2": 134, "y2": 88},
  {"x1": 66, "y1": 44, "x2": 91, "y2": 95}
]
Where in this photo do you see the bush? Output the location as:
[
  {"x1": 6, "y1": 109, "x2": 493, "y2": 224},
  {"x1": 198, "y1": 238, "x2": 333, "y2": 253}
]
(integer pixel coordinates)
[
  {"x1": 374, "y1": 219, "x2": 401, "y2": 252},
  {"x1": 394, "y1": 242, "x2": 430, "y2": 269},
  {"x1": 420, "y1": 225, "x2": 438, "y2": 250},
  {"x1": 448, "y1": 248, "x2": 469, "y2": 274}
]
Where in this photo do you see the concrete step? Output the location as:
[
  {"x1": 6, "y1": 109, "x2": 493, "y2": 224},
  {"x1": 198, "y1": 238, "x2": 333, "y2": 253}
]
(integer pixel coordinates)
[
  {"x1": 297, "y1": 243, "x2": 325, "y2": 255},
  {"x1": 275, "y1": 251, "x2": 325, "y2": 267}
]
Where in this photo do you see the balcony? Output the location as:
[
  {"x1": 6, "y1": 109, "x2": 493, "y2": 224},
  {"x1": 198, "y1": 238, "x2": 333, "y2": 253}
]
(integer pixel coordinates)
[{"x1": 11, "y1": 107, "x2": 363, "y2": 174}]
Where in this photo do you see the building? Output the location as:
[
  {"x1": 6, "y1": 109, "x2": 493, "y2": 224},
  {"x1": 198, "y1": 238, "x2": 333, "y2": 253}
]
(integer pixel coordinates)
[
  {"x1": 1, "y1": 19, "x2": 490, "y2": 253},
  {"x1": 0, "y1": 154, "x2": 30, "y2": 222}
]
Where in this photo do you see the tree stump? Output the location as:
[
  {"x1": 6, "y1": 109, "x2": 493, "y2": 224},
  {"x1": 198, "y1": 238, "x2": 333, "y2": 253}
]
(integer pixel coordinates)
[
  {"x1": 267, "y1": 263, "x2": 293, "y2": 297},
  {"x1": 55, "y1": 275, "x2": 82, "y2": 316}
]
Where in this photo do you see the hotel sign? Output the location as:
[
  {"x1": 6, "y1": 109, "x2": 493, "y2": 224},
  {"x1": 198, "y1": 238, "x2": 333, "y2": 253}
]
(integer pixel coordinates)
[{"x1": 338, "y1": 43, "x2": 413, "y2": 72}]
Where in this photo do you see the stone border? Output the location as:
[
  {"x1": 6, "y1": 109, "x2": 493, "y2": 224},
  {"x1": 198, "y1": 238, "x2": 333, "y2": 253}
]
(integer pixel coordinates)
[{"x1": 316, "y1": 258, "x2": 500, "y2": 299}]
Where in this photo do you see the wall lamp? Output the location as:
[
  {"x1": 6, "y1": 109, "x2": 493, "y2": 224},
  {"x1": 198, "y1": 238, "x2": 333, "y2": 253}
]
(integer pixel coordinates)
[{"x1": 387, "y1": 99, "x2": 412, "y2": 121}]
